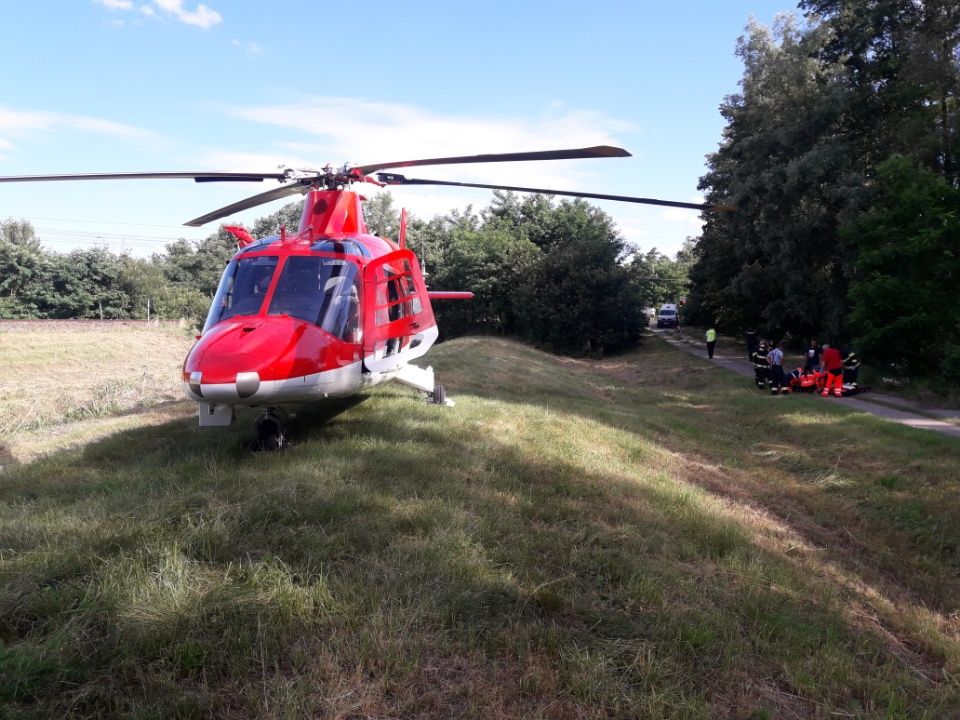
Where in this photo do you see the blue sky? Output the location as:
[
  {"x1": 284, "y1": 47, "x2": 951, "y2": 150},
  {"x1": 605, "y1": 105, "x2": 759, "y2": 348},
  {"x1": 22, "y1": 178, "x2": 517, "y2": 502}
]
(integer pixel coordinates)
[{"x1": 0, "y1": 0, "x2": 797, "y2": 258}]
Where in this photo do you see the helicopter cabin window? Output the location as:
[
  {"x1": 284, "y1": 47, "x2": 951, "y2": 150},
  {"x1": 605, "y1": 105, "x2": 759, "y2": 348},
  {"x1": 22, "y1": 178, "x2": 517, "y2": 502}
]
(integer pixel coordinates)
[
  {"x1": 266, "y1": 256, "x2": 361, "y2": 341},
  {"x1": 204, "y1": 255, "x2": 280, "y2": 331},
  {"x1": 310, "y1": 238, "x2": 371, "y2": 259},
  {"x1": 235, "y1": 237, "x2": 278, "y2": 255},
  {"x1": 373, "y1": 258, "x2": 422, "y2": 329}
]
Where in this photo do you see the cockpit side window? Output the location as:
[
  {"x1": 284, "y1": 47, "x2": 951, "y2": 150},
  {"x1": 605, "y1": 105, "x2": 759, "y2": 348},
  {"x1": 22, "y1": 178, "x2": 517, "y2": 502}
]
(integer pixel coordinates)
[{"x1": 203, "y1": 255, "x2": 279, "y2": 331}]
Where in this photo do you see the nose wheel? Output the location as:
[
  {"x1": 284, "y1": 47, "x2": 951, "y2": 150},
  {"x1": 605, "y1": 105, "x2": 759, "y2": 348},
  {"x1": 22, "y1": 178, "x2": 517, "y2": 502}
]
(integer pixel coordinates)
[{"x1": 254, "y1": 408, "x2": 289, "y2": 451}]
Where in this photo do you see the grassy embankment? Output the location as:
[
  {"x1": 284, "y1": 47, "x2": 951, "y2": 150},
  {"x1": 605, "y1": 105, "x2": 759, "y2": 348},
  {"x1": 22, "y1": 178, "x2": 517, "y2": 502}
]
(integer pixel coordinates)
[{"x1": 1, "y1": 323, "x2": 959, "y2": 719}]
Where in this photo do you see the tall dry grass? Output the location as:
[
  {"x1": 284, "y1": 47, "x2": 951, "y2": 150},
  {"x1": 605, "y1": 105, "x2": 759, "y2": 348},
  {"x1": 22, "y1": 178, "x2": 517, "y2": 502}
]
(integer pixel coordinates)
[{"x1": 0, "y1": 321, "x2": 197, "y2": 462}]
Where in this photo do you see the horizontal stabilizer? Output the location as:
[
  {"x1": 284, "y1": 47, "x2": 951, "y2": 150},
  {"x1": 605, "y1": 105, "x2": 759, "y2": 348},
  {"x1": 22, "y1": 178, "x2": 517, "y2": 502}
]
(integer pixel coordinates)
[{"x1": 427, "y1": 291, "x2": 474, "y2": 300}]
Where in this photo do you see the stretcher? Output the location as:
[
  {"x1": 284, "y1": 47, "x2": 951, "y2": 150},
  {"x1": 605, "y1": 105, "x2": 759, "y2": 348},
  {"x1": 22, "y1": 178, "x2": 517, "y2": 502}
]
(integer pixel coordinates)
[{"x1": 781, "y1": 368, "x2": 870, "y2": 396}]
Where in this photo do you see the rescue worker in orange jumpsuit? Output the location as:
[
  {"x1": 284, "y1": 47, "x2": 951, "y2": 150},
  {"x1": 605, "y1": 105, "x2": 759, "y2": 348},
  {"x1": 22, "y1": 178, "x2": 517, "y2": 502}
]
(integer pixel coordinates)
[{"x1": 820, "y1": 344, "x2": 844, "y2": 397}]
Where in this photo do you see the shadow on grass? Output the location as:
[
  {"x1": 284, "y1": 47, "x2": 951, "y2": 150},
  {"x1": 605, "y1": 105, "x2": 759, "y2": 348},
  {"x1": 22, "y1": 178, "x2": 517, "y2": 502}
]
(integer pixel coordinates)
[{"x1": 1, "y1": 360, "x2": 958, "y2": 717}]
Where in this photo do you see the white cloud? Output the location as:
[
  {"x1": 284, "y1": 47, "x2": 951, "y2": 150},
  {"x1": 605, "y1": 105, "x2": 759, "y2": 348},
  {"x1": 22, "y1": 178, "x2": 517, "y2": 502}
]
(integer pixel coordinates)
[
  {"x1": 96, "y1": 0, "x2": 221, "y2": 28},
  {"x1": 662, "y1": 199, "x2": 704, "y2": 220},
  {"x1": 153, "y1": 0, "x2": 221, "y2": 29},
  {"x1": 232, "y1": 39, "x2": 262, "y2": 53},
  {"x1": 95, "y1": 0, "x2": 134, "y2": 9},
  {"x1": 215, "y1": 98, "x2": 636, "y2": 191},
  {"x1": 661, "y1": 198, "x2": 708, "y2": 236},
  {"x1": 181, "y1": 100, "x2": 648, "y2": 237},
  {"x1": 0, "y1": 106, "x2": 159, "y2": 154}
]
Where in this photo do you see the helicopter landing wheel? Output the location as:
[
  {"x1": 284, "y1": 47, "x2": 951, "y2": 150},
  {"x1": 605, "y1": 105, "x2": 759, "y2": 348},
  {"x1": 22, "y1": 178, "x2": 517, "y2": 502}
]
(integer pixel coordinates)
[
  {"x1": 254, "y1": 408, "x2": 288, "y2": 451},
  {"x1": 430, "y1": 384, "x2": 446, "y2": 405}
]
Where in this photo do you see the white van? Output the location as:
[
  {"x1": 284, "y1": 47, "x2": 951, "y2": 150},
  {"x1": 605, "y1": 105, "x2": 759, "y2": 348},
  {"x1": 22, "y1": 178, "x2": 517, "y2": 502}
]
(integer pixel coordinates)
[{"x1": 657, "y1": 303, "x2": 679, "y2": 328}]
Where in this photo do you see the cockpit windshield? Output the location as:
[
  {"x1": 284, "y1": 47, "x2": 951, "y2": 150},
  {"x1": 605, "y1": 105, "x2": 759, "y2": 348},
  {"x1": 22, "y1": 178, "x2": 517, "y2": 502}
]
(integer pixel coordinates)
[
  {"x1": 267, "y1": 256, "x2": 361, "y2": 341},
  {"x1": 204, "y1": 255, "x2": 279, "y2": 331},
  {"x1": 203, "y1": 254, "x2": 362, "y2": 342}
]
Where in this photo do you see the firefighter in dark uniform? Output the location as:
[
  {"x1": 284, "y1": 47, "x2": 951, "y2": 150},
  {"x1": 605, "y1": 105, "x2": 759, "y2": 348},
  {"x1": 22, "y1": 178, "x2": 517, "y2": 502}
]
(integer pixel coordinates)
[
  {"x1": 842, "y1": 348, "x2": 861, "y2": 387},
  {"x1": 752, "y1": 340, "x2": 770, "y2": 390},
  {"x1": 746, "y1": 329, "x2": 758, "y2": 361}
]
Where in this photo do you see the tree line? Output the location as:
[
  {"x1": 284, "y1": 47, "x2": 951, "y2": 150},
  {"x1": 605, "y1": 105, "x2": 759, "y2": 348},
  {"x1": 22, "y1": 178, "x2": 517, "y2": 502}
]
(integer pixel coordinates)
[
  {"x1": 686, "y1": 0, "x2": 960, "y2": 380},
  {"x1": 0, "y1": 192, "x2": 691, "y2": 357},
  {"x1": 5, "y1": 2, "x2": 958, "y2": 374}
]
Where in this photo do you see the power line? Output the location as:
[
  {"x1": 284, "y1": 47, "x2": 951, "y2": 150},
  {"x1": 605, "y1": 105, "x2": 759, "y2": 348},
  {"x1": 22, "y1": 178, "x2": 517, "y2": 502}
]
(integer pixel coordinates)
[
  {"x1": 33, "y1": 228, "x2": 187, "y2": 248},
  {"x1": 0, "y1": 213, "x2": 216, "y2": 254},
  {"x1": 0, "y1": 214, "x2": 206, "y2": 232}
]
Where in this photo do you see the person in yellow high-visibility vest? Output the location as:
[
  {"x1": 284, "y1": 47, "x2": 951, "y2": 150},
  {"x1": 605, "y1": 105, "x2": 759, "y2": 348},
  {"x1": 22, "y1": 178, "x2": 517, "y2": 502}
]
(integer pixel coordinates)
[{"x1": 705, "y1": 327, "x2": 717, "y2": 359}]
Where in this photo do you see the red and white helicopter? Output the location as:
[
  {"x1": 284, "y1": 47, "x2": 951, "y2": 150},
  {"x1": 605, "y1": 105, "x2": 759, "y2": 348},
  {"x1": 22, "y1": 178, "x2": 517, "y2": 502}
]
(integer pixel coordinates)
[{"x1": 0, "y1": 146, "x2": 730, "y2": 449}]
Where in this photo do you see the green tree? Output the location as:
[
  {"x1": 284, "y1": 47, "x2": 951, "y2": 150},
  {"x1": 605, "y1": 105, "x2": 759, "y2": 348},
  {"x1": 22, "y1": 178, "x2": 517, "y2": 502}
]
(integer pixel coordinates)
[
  {"x1": 482, "y1": 191, "x2": 556, "y2": 248},
  {"x1": 156, "y1": 229, "x2": 238, "y2": 298},
  {"x1": 429, "y1": 212, "x2": 539, "y2": 338},
  {"x1": 0, "y1": 218, "x2": 42, "y2": 252},
  {"x1": 117, "y1": 254, "x2": 207, "y2": 322},
  {"x1": 251, "y1": 199, "x2": 305, "y2": 238},
  {"x1": 515, "y1": 199, "x2": 644, "y2": 356},
  {"x1": 362, "y1": 192, "x2": 401, "y2": 239},
  {"x1": 118, "y1": 254, "x2": 165, "y2": 320},
  {"x1": 629, "y1": 247, "x2": 691, "y2": 312},
  {"x1": 693, "y1": 14, "x2": 861, "y2": 342},
  {"x1": 800, "y1": 0, "x2": 960, "y2": 182},
  {"x1": 0, "y1": 219, "x2": 45, "y2": 318},
  {"x1": 846, "y1": 156, "x2": 960, "y2": 377},
  {"x1": 28, "y1": 247, "x2": 129, "y2": 319},
  {"x1": 420, "y1": 193, "x2": 645, "y2": 355}
]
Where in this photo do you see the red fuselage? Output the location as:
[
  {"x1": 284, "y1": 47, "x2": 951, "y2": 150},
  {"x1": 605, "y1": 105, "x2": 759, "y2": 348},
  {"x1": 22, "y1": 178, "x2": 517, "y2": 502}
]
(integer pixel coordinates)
[{"x1": 181, "y1": 189, "x2": 439, "y2": 411}]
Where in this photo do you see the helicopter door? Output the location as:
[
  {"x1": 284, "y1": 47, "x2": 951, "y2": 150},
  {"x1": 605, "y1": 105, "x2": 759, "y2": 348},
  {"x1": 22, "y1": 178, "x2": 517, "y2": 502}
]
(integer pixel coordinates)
[{"x1": 362, "y1": 249, "x2": 437, "y2": 373}]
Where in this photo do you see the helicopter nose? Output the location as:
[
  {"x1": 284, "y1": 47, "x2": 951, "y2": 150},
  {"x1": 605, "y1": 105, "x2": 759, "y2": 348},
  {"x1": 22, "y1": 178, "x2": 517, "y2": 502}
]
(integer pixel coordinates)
[
  {"x1": 184, "y1": 368, "x2": 262, "y2": 403},
  {"x1": 182, "y1": 316, "x2": 349, "y2": 405},
  {"x1": 184, "y1": 352, "x2": 266, "y2": 401}
]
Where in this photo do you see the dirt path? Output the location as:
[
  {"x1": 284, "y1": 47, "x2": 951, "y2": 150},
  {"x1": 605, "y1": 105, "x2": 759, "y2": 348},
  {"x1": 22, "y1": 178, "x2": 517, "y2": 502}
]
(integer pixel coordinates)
[{"x1": 653, "y1": 327, "x2": 960, "y2": 440}]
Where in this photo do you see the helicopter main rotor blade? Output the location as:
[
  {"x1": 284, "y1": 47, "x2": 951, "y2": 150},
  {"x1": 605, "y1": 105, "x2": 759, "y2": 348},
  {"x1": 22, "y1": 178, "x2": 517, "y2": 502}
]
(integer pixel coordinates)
[
  {"x1": 376, "y1": 174, "x2": 736, "y2": 212},
  {"x1": 354, "y1": 146, "x2": 630, "y2": 176},
  {"x1": 0, "y1": 171, "x2": 288, "y2": 183},
  {"x1": 183, "y1": 182, "x2": 308, "y2": 227}
]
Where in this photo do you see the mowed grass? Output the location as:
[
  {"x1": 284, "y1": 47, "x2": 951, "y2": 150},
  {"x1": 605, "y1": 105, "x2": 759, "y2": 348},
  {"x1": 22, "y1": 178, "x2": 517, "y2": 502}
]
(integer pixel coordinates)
[
  {"x1": 0, "y1": 322, "x2": 196, "y2": 462},
  {"x1": 1, "y1": 327, "x2": 960, "y2": 719}
]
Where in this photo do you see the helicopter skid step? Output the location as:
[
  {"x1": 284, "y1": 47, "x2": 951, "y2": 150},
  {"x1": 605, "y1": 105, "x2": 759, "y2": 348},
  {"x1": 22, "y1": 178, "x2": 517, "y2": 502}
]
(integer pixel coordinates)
[{"x1": 393, "y1": 363, "x2": 455, "y2": 406}]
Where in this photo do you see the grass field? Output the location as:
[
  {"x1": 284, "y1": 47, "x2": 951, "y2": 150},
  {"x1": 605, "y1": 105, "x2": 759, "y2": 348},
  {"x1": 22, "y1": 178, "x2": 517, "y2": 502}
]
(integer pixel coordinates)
[
  {"x1": 1, "y1": 324, "x2": 959, "y2": 719},
  {"x1": 0, "y1": 321, "x2": 197, "y2": 465}
]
